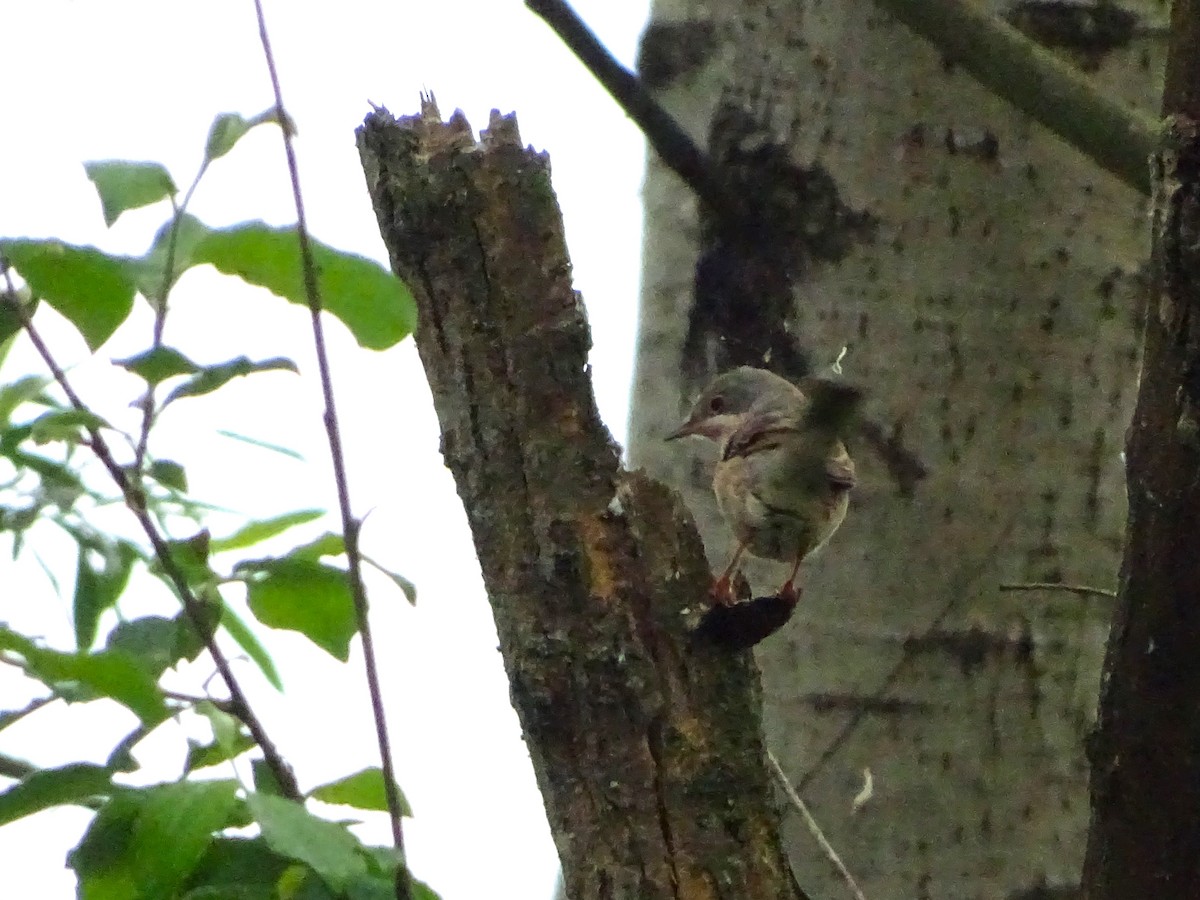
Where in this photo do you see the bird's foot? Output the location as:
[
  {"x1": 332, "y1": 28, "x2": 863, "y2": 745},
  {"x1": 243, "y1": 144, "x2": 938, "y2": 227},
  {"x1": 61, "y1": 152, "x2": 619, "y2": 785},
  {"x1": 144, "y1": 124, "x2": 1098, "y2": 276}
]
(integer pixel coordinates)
[
  {"x1": 710, "y1": 570, "x2": 750, "y2": 607},
  {"x1": 776, "y1": 580, "x2": 803, "y2": 608},
  {"x1": 710, "y1": 575, "x2": 737, "y2": 607}
]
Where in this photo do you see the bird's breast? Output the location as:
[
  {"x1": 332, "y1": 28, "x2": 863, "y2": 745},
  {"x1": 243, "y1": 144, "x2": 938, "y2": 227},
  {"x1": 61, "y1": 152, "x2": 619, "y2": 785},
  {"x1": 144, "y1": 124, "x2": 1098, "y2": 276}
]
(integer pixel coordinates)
[{"x1": 714, "y1": 457, "x2": 850, "y2": 563}]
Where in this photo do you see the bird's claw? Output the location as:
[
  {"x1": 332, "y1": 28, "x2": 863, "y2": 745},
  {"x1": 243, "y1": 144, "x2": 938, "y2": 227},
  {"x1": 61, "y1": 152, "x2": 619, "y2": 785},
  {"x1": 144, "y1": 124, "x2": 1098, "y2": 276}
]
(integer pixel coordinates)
[
  {"x1": 710, "y1": 571, "x2": 750, "y2": 606},
  {"x1": 776, "y1": 580, "x2": 802, "y2": 607}
]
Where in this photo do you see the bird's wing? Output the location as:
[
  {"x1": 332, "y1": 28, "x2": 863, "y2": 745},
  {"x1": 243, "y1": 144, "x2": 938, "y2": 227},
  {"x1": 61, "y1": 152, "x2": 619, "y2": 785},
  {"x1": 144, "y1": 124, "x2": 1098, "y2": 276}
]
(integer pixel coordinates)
[
  {"x1": 724, "y1": 404, "x2": 857, "y2": 492},
  {"x1": 721, "y1": 407, "x2": 797, "y2": 462},
  {"x1": 825, "y1": 445, "x2": 857, "y2": 491}
]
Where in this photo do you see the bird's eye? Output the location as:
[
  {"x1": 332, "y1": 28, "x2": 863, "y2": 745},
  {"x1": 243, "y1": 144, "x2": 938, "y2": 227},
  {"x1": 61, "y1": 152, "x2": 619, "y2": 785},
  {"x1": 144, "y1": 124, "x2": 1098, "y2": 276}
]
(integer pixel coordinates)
[{"x1": 708, "y1": 396, "x2": 725, "y2": 414}]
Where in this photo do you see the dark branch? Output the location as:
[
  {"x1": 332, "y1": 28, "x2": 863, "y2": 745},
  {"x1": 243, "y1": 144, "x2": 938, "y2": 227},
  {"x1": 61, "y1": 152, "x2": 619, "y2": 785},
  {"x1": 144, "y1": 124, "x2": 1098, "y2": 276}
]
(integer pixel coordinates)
[{"x1": 525, "y1": 0, "x2": 741, "y2": 220}]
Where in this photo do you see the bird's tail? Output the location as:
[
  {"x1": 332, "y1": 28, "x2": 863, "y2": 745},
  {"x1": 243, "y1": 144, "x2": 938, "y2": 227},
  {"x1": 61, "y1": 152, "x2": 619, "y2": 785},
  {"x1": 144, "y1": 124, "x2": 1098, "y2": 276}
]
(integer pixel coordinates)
[{"x1": 797, "y1": 377, "x2": 863, "y2": 436}]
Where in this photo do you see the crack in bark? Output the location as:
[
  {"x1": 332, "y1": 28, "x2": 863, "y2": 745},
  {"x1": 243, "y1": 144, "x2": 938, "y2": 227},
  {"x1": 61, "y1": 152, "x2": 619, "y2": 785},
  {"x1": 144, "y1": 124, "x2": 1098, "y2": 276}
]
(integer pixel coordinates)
[{"x1": 647, "y1": 716, "x2": 683, "y2": 899}]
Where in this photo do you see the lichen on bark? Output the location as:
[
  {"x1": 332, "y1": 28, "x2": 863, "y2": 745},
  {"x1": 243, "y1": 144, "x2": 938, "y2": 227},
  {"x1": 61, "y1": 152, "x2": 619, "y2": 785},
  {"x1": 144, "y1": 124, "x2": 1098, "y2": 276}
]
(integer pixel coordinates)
[{"x1": 357, "y1": 100, "x2": 808, "y2": 900}]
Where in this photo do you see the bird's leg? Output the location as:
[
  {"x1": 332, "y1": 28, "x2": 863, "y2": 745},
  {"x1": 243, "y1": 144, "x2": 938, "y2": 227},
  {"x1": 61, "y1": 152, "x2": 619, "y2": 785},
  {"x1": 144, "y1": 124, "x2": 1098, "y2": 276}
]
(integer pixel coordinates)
[
  {"x1": 777, "y1": 553, "x2": 805, "y2": 607},
  {"x1": 711, "y1": 541, "x2": 748, "y2": 606}
]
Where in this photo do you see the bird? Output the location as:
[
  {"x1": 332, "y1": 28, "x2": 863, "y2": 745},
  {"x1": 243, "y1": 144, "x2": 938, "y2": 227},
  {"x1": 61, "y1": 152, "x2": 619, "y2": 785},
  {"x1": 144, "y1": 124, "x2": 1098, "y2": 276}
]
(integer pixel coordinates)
[{"x1": 666, "y1": 366, "x2": 860, "y2": 606}]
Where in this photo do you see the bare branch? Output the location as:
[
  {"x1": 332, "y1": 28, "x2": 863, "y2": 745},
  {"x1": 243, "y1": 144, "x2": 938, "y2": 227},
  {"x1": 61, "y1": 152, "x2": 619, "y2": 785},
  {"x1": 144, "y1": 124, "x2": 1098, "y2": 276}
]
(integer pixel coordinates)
[
  {"x1": 999, "y1": 581, "x2": 1117, "y2": 599},
  {"x1": 250, "y1": 1, "x2": 410, "y2": 890},
  {"x1": 768, "y1": 750, "x2": 868, "y2": 900}
]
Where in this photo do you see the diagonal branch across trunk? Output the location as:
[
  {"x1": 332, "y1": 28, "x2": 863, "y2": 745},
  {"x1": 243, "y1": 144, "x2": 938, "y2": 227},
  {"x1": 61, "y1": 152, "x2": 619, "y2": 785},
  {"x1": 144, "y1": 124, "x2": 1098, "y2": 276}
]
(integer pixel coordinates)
[{"x1": 356, "y1": 100, "x2": 809, "y2": 900}]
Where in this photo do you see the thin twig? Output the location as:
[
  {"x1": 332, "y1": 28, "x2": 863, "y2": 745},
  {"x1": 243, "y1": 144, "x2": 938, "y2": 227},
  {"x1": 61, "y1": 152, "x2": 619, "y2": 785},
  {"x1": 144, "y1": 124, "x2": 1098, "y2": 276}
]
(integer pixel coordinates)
[
  {"x1": 767, "y1": 749, "x2": 868, "y2": 900},
  {"x1": 999, "y1": 581, "x2": 1117, "y2": 599},
  {"x1": 250, "y1": 3, "x2": 410, "y2": 893},
  {"x1": 799, "y1": 520, "x2": 1017, "y2": 792},
  {"x1": 0, "y1": 694, "x2": 56, "y2": 733},
  {"x1": 525, "y1": 0, "x2": 741, "y2": 222},
  {"x1": 163, "y1": 689, "x2": 237, "y2": 713},
  {"x1": 133, "y1": 166, "x2": 208, "y2": 472},
  {"x1": 0, "y1": 268, "x2": 300, "y2": 802},
  {"x1": 0, "y1": 751, "x2": 42, "y2": 782}
]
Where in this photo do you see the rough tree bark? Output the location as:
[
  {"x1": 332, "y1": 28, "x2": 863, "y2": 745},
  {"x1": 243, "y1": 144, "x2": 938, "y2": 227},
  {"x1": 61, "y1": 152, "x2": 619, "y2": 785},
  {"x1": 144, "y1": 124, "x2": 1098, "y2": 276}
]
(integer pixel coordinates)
[
  {"x1": 357, "y1": 102, "x2": 808, "y2": 900},
  {"x1": 628, "y1": 0, "x2": 1160, "y2": 896},
  {"x1": 1083, "y1": 2, "x2": 1200, "y2": 895}
]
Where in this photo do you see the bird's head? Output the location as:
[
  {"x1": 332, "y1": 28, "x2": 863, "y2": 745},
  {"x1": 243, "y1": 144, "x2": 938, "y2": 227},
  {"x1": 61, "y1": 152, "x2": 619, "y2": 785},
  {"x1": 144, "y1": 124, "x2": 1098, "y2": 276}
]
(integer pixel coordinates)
[{"x1": 666, "y1": 367, "x2": 799, "y2": 443}]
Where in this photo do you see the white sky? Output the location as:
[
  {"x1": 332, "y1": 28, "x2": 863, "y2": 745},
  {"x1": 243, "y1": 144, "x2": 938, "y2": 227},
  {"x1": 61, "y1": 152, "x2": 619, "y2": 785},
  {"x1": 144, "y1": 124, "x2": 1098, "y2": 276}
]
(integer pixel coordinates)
[{"x1": 0, "y1": 1, "x2": 649, "y2": 897}]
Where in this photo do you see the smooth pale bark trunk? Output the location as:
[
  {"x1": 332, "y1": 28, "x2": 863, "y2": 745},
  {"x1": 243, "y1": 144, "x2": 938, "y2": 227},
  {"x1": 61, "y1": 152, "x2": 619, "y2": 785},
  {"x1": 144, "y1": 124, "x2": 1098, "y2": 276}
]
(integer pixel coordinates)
[{"x1": 629, "y1": 0, "x2": 1161, "y2": 895}]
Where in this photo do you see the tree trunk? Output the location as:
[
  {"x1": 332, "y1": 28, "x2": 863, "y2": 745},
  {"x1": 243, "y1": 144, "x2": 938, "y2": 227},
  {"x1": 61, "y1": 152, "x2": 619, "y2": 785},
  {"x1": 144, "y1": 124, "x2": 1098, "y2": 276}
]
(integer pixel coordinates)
[
  {"x1": 358, "y1": 103, "x2": 807, "y2": 900},
  {"x1": 629, "y1": 0, "x2": 1160, "y2": 895},
  {"x1": 1082, "y1": 3, "x2": 1200, "y2": 894}
]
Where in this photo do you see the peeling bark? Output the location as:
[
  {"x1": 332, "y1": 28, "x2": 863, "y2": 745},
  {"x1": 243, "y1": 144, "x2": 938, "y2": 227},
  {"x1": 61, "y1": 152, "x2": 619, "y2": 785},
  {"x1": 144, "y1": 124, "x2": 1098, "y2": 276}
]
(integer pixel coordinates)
[{"x1": 357, "y1": 102, "x2": 807, "y2": 900}]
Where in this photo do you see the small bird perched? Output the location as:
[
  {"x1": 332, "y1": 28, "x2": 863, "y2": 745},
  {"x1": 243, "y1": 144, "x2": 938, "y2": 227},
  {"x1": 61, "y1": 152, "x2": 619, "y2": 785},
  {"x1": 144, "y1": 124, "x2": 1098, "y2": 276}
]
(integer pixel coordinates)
[{"x1": 667, "y1": 366, "x2": 860, "y2": 606}]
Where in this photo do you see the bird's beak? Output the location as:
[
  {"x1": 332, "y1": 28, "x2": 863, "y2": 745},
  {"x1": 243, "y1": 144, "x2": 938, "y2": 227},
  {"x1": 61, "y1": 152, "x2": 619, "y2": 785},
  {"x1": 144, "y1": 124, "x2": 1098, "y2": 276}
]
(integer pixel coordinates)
[{"x1": 665, "y1": 419, "x2": 700, "y2": 441}]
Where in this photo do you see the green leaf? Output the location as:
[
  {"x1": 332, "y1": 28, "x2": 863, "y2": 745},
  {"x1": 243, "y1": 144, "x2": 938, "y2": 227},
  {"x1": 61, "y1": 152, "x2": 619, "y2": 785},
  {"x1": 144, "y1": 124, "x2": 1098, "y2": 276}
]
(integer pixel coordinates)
[
  {"x1": 115, "y1": 346, "x2": 200, "y2": 385},
  {"x1": 196, "y1": 699, "x2": 240, "y2": 751},
  {"x1": 309, "y1": 768, "x2": 410, "y2": 816},
  {"x1": 105, "y1": 615, "x2": 197, "y2": 678},
  {"x1": 70, "y1": 789, "x2": 141, "y2": 899},
  {"x1": 219, "y1": 604, "x2": 283, "y2": 690},
  {"x1": 0, "y1": 239, "x2": 137, "y2": 350},
  {"x1": 84, "y1": 161, "x2": 178, "y2": 227},
  {"x1": 186, "y1": 704, "x2": 254, "y2": 773},
  {"x1": 71, "y1": 781, "x2": 239, "y2": 900},
  {"x1": 28, "y1": 408, "x2": 107, "y2": 444},
  {"x1": 194, "y1": 223, "x2": 415, "y2": 350},
  {"x1": 242, "y1": 558, "x2": 356, "y2": 661},
  {"x1": 159, "y1": 530, "x2": 212, "y2": 587},
  {"x1": 105, "y1": 724, "x2": 152, "y2": 773},
  {"x1": 0, "y1": 374, "x2": 52, "y2": 424},
  {"x1": 363, "y1": 555, "x2": 416, "y2": 605},
  {"x1": 174, "y1": 596, "x2": 221, "y2": 663},
  {"x1": 0, "y1": 446, "x2": 85, "y2": 495},
  {"x1": 204, "y1": 110, "x2": 281, "y2": 162},
  {"x1": 351, "y1": 852, "x2": 441, "y2": 900},
  {"x1": 147, "y1": 458, "x2": 188, "y2": 492},
  {"x1": 251, "y1": 759, "x2": 286, "y2": 799},
  {"x1": 131, "y1": 780, "x2": 240, "y2": 898},
  {"x1": 0, "y1": 763, "x2": 113, "y2": 826},
  {"x1": 209, "y1": 509, "x2": 324, "y2": 554},
  {"x1": 0, "y1": 626, "x2": 167, "y2": 723},
  {"x1": 346, "y1": 873, "x2": 398, "y2": 900},
  {"x1": 290, "y1": 532, "x2": 344, "y2": 560},
  {"x1": 410, "y1": 876, "x2": 444, "y2": 900},
  {"x1": 248, "y1": 793, "x2": 368, "y2": 892},
  {"x1": 163, "y1": 355, "x2": 298, "y2": 407},
  {"x1": 74, "y1": 539, "x2": 137, "y2": 650},
  {"x1": 0, "y1": 292, "x2": 37, "y2": 348},
  {"x1": 182, "y1": 837, "x2": 293, "y2": 898},
  {"x1": 127, "y1": 213, "x2": 212, "y2": 297}
]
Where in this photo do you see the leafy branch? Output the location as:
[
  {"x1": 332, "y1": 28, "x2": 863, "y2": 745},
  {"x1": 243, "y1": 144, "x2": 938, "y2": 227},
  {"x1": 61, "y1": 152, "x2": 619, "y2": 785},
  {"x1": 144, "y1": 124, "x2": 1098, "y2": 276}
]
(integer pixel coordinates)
[
  {"x1": 0, "y1": 93, "x2": 421, "y2": 899},
  {"x1": 1, "y1": 262, "x2": 302, "y2": 801}
]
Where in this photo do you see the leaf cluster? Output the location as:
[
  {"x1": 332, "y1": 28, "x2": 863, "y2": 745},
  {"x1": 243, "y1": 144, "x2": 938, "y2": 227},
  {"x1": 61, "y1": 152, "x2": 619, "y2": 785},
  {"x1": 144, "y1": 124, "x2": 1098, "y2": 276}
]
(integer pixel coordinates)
[{"x1": 0, "y1": 110, "x2": 427, "y2": 899}]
